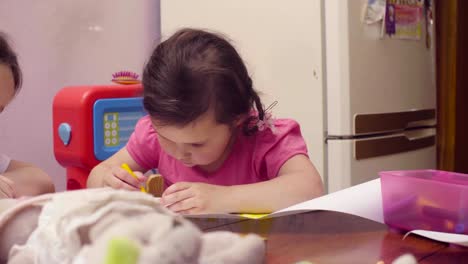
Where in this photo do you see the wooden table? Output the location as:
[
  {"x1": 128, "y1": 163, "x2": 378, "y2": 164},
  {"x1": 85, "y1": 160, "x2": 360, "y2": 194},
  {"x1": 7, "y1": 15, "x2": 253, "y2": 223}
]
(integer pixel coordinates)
[{"x1": 190, "y1": 211, "x2": 468, "y2": 264}]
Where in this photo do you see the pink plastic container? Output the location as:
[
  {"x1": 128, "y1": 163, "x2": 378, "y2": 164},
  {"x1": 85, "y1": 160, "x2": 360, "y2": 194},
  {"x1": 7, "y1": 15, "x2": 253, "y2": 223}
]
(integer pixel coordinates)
[{"x1": 380, "y1": 170, "x2": 468, "y2": 234}]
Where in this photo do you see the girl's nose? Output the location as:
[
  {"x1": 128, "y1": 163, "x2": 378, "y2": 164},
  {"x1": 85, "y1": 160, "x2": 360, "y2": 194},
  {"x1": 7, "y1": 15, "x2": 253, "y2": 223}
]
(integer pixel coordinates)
[{"x1": 174, "y1": 145, "x2": 190, "y2": 160}]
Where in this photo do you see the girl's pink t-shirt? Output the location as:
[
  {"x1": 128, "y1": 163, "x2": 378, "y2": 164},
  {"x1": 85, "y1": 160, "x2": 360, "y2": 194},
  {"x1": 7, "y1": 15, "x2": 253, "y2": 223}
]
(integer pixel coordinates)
[{"x1": 126, "y1": 116, "x2": 308, "y2": 187}]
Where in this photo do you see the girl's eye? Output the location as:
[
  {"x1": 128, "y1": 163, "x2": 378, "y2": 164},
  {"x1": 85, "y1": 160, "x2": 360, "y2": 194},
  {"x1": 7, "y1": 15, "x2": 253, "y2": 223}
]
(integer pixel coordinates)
[{"x1": 191, "y1": 143, "x2": 204, "y2": 148}]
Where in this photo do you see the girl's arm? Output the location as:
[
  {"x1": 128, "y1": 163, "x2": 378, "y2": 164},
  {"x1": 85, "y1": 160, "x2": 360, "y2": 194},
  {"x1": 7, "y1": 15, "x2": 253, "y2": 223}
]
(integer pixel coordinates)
[
  {"x1": 2, "y1": 160, "x2": 55, "y2": 197},
  {"x1": 163, "y1": 154, "x2": 324, "y2": 214},
  {"x1": 87, "y1": 148, "x2": 146, "y2": 189},
  {"x1": 224, "y1": 154, "x2": 323, "y2": 213}
]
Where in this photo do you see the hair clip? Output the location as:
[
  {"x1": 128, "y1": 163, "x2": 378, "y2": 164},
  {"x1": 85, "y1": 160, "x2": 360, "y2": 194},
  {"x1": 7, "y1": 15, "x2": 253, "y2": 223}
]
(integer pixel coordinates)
[
  {"x1": 256, "y1": 101, "x2": 278, "y2": 134},
  {"x1": 265, "y1": 101, "x2": 278, "y2": 112},
  {"x1": 111, "y1": 71, "x2": 140, "y2": 85}
]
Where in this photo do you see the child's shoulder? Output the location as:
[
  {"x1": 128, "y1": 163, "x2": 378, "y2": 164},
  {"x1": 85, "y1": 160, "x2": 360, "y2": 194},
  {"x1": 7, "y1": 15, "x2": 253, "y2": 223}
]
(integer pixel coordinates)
[
  {"x1": 252, "y1": 118, "x2": 304, "y2": 144},
  {"x1": 245, "y1": 118, "x2": 308, "y2": 175},
  {"x1": 136, "y1": 115, "x2": 152, "y2": 127},
  {"x1": 130, "y1": 115, "x2": 159, "y2": 146},
  {"x1": 272, "y1": 118, "x2": 301, "y2": 131},
  {"x1": 268, "y1": 118, "x2": 302, "y2": 137},
  {"x1": 134, "y1": 115, "x2": 156, "y2": 135}
]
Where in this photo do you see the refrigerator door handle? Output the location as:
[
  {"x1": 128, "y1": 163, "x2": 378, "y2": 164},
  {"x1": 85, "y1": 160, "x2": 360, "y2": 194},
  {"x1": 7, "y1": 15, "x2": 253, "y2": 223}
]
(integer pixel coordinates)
[
  {"x1": 354, "y1": 129, "x2": 436, "y2": 160},
  {"x1": 354, "y1": 109, "x2": 436, "y2": 135}
]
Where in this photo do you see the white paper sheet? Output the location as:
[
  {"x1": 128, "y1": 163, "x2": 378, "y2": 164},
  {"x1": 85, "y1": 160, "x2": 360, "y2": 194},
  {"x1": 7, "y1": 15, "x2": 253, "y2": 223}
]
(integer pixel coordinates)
[
  {"x1": 405, "y1": 230, "x2": 468, "y2": 247},
  {"x1": 269, "y1": 179, "x2": 384, "y2": 222},
  {"x1": 188, "y1": 179, "x2": 384, "y2": 222},
  {"x1": 269, "y1": 180, "x2": 468, "y2": 247}
]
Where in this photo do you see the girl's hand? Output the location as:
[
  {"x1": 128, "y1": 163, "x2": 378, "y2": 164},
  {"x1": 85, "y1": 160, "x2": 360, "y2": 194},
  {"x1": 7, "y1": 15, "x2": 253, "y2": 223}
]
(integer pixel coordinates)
[
  {"x1": 0, "y1": 174, "x2": 16, "y2": 199},
  {"x1": 102, "y1": 166, "x2": 147, "y2": 191},
  {"x1": 161, "y1": 182, "x2": 229, "y2": 214}
]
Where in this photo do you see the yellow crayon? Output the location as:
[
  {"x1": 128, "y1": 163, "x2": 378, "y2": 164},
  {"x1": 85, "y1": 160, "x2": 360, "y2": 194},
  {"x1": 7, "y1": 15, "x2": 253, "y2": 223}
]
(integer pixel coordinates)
[{"x1": 121, "y1": 163, "x2": 146, "y2": 193}]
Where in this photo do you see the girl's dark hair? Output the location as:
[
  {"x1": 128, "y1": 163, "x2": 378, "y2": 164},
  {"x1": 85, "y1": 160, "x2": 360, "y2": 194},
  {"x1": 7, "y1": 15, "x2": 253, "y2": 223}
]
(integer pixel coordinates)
[
  {"x1": 0, "y1": 33, "x2": 22, "y2": 91},
  {"x1": 142, "y1": 28, "x2": 264, "y2": 135}
]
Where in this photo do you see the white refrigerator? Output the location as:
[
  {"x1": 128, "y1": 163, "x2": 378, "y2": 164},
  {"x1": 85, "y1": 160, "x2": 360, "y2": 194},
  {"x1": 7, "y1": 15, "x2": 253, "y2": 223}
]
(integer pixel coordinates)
[
  {"x1": 324, "y1": 0, "x2": 436, "y2": 192},
  {"x1": 160, "y1": 0, "x2": 436, "y2": 193}
]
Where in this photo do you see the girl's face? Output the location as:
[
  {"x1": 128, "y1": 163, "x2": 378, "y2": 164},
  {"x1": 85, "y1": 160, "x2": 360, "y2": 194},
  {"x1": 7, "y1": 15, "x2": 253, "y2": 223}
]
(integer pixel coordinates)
[
  {"x1": 152, "y1": 110, "x2": 240, "y2": 172},
  {"x1": 0, "y1": 64, "x2": 15, "y2": 113}
]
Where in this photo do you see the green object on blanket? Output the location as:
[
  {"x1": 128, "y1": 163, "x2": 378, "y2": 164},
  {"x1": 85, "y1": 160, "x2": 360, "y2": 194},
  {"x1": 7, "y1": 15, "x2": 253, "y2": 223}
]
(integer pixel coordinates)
[{"x1": 105, "y1": 237, "x2": 140, "y2": 264}]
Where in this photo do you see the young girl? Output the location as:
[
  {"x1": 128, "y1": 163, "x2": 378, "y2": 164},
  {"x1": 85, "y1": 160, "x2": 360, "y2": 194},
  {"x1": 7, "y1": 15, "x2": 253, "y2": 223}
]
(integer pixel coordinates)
[
  {"x1": 0, "y1": 33, "x2": 55, "y2": 199},
  {"x1": 87, "y1": 28, "x2": 323, "y2": 214}
]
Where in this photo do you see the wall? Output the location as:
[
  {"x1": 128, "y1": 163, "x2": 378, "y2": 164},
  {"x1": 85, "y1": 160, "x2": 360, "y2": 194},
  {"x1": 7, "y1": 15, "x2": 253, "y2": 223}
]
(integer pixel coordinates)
[
  {"x1": 0, "y1": 0, "x2": 160, "y2": 190},
  {"x1": 160, "y1": 0, "x2": 325, "y2": 178}
]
